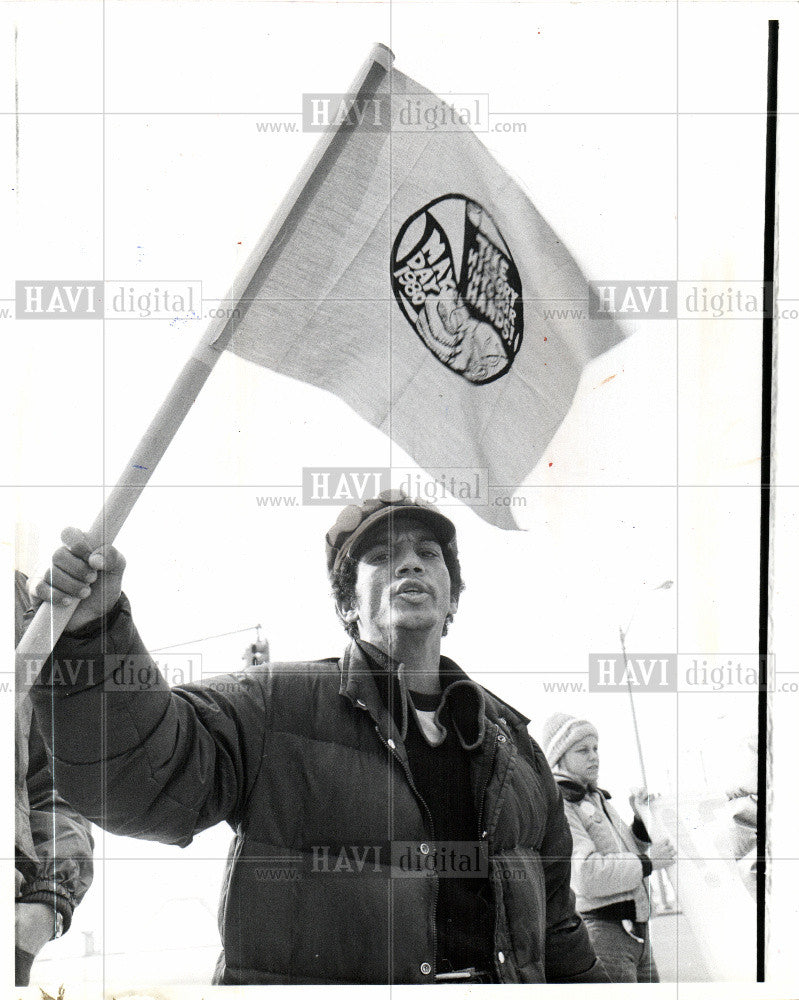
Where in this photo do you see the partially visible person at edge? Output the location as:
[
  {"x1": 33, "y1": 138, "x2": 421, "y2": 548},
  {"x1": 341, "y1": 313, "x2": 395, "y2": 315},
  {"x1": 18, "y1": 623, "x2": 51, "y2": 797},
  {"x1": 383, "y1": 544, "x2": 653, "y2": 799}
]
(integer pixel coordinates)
[
  {"x1": 543, "y1": 712, "x2": 676, "y2": 984},
  {"x1": 15, "y1": 570, "x2": 94, "y2": 987},
  {"x1": 726, "y1": 735, "x2": 758, "y2": 898},
  {"x1": 27, "y1": 490, "x2": 608, "y2": 985}
]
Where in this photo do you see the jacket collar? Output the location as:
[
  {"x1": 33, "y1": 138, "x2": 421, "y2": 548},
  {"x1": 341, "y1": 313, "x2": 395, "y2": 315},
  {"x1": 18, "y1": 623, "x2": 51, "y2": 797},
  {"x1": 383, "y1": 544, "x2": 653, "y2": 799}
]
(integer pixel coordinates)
[
  {"x1": 338, "y1": 640, "x2": 406, "y2": 745},
  {"x1": 338, "y1": 639, "x2": 488, "y2": 751},
  {"x1": 553, "y1": 772, "x2": 611, "y2": 803},
  {"x1": 434, "y1": 678, "x2": 486, "y2": 750}
]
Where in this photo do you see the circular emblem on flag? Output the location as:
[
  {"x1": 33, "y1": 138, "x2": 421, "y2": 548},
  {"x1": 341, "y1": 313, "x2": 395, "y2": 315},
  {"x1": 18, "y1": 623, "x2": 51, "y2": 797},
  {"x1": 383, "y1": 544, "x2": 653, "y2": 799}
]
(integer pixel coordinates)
[{"x1": 391, "y1": 194, "x2": 524, "y2": 385}]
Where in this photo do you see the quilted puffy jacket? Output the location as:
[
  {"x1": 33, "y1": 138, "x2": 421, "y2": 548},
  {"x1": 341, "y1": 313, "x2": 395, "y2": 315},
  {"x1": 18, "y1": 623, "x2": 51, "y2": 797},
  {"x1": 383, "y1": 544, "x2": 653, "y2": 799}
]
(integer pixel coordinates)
[{"x1": 31, "y1": 595, "x2": 605, "y2": 984}]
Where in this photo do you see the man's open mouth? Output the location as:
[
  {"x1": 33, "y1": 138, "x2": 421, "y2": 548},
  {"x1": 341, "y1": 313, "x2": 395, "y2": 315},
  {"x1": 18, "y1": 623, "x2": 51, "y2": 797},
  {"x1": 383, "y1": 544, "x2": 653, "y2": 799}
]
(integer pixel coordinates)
[{"x1": 395, "y1": 582, "x2": 431, "y2": 597}]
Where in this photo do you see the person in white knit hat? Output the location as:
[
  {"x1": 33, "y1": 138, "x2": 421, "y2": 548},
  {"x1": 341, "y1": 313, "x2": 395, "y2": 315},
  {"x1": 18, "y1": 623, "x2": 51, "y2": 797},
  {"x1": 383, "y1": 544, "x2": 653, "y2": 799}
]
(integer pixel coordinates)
[{"x1": 542, "y1": 713, "x2": 676, "y2": 983}]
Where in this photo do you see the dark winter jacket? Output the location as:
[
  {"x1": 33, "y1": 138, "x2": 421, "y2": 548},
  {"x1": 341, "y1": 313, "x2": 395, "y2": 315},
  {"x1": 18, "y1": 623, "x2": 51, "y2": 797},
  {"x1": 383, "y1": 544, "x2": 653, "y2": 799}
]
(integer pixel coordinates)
[
  {"x1": 15, "y1": 572, "x2": 94, "y2": 931},
  {"x1": 31, "y1": 594, "x2": 605, "y2": 984}
]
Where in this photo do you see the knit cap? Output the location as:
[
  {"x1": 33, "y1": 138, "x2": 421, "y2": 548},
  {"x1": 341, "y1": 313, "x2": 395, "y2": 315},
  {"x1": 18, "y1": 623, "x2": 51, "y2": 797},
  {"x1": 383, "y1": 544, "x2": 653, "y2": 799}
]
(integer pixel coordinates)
[{"x1": 542, "y1": 712, "x2": 598, "y2": 768}]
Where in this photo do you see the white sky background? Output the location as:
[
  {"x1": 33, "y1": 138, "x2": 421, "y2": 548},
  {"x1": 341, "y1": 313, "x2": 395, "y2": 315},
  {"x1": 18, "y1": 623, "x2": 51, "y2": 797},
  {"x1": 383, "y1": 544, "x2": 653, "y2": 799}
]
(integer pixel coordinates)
[{"x1": 2, "y1": 0, "x2": 799, "y2": 993}]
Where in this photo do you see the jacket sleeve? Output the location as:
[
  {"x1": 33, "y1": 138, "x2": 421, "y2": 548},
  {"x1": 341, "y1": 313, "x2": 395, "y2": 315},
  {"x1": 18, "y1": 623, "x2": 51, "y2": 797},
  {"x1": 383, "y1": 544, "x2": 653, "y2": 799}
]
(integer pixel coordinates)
[
  {"x1": 30, "y1": 595, "x2": 270, "y2": 848},
  {"x1": 18, "y1": 719, "x2": 95, "y2": 932},
  {"x1": 528, "y1": 738, "x2": 609, "y2": 984},
  {"x1": 630, "y1": 813, "x2": 652, "y2": 848},
  {"x1": 563, "y1": 800, "x2": 648, "y2": 897}
]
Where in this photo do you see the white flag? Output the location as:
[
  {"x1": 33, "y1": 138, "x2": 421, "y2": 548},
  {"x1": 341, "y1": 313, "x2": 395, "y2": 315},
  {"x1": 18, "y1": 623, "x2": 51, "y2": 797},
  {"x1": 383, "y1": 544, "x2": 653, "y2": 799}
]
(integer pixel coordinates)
[{"x1": 214, "y1": 49, "x2": 625, "y2": 527}]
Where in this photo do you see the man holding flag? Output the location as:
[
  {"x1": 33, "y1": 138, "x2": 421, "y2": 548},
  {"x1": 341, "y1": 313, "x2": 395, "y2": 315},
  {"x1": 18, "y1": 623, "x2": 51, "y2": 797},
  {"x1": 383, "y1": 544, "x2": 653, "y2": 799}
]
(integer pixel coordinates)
[
  {"x1": 28, "y1": 491, "x2": 608, "y2": 984},
  {"x1": 16, "y1": 43, "x2": 627, "y2": 986}
]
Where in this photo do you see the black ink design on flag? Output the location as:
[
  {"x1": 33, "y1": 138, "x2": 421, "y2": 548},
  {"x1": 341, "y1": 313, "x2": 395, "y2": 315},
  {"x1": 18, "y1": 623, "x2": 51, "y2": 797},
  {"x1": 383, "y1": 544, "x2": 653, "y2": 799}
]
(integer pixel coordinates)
[{"x1": 391, "y1": 194, "x2": 524, "y2": 385}]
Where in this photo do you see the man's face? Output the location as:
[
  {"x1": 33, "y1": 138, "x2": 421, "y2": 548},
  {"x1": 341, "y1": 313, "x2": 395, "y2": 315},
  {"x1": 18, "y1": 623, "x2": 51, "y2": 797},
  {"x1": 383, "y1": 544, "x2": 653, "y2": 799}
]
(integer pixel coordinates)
[
  {"x1": 560, "y1": 736, "x2": 600, "y2": 787},
  {"x1": 342, "y1": 515, "x2": 458, "y2": 646}
]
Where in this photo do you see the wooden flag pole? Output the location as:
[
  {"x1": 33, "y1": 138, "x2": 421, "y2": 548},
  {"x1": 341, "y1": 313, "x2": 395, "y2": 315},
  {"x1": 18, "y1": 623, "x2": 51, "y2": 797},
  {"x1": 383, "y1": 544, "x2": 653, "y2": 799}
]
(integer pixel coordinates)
[
  {"x1": 619, "y1": 582, "x2": 680, "y2": 915},
  {"x1": 15, "y1": 43, "x2": 395, "y2": 711},
  {"x1": 619, "y1": 625, "x2": 649, "y2": 791}
]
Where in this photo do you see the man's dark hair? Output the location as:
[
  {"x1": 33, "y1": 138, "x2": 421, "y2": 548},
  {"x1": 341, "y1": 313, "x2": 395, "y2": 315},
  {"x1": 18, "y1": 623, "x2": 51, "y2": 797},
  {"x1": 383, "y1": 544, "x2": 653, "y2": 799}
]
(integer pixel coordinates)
[{"x1": 331, "y1": 548, "x2": 464, "y2": 639}]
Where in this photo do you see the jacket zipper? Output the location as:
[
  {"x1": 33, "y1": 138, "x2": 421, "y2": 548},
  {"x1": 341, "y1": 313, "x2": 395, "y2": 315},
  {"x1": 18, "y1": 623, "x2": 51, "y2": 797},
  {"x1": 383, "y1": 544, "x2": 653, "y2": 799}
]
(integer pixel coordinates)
[
  {"x1": 477, "y1": 725, "x2": 500, "y2": 839},
  {"x1": 370, "y1": 720, "x2": 440, "y2": 979},
  {"x1": 475, "y1": 725, "x2": 501, "y2": 980}
]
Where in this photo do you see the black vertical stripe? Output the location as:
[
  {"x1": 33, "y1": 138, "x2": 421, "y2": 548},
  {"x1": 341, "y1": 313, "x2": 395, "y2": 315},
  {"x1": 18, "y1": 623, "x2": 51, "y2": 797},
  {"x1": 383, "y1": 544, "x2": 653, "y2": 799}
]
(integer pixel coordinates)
[{"x1": 757, "y1": 18, "x2": 778, "y2": 985}]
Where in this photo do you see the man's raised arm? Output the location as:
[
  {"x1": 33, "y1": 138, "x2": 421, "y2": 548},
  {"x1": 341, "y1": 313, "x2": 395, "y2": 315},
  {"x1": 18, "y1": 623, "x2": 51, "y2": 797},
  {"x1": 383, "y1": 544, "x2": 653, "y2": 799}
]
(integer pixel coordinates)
[{"x1": 28, "y1": 529, "x2": 268, "y2": 846}]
